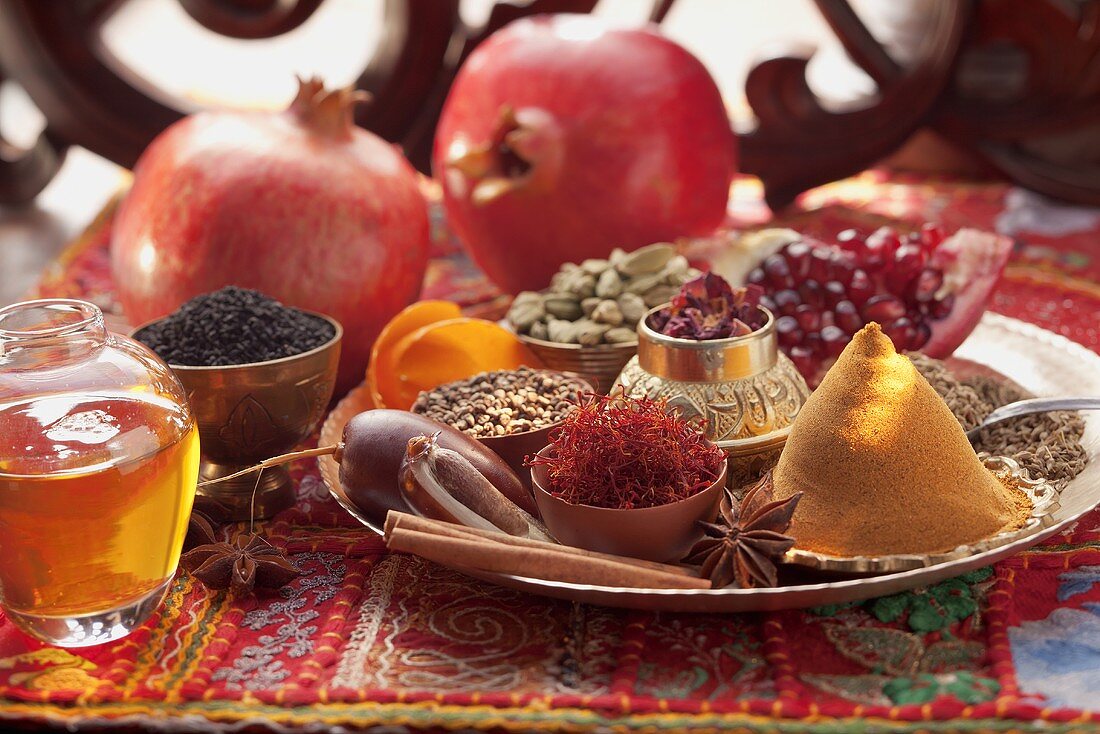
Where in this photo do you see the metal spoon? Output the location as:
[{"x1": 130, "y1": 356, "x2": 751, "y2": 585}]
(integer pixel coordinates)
[{"x1": 965, "y1": 397, "x2": 1100, "y2": 443}]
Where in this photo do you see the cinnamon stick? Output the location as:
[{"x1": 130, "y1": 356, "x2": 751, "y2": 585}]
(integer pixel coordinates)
[
  {"x1": 385, "y1": 526, "x2": 710, "y2": 590},
  {"x1": 385, "y1": 511, "x2": 697, "y2": 578}
]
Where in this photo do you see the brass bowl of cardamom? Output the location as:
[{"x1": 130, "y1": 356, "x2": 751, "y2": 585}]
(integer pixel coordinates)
[
  {"x1": 515, "y1": 335, "x2": 637, "y2": 395},
  {"x1": 508, "y1": 244, "x2": 701, "y2": 393}
]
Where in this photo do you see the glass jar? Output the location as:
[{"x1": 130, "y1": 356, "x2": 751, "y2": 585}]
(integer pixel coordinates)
[{"x1": 0, "y1": 299, "x2": 199, "y2": 647}]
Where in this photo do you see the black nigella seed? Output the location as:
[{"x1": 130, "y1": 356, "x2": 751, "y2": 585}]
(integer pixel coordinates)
[{"x1": 133, "y1": 286, "x2": 335, "y2": 367}]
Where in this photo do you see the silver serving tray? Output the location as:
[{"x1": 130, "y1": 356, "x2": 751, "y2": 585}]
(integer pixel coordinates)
[{"x1": 319, "y1": 313, "x2": 1100, "y2": 612}]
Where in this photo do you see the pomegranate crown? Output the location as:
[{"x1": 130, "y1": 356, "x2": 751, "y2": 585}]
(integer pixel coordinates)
[{"x1": 288, "y1": 76, "x2": 371, "y2": 139}]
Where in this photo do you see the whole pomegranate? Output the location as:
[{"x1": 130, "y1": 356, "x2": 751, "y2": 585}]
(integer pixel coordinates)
[
  {"x1": 111, "y1": 78, "x2": 430, "y2": 393},
  {"x1": 434, "y1": 14, "x2": 737, "y2": 294},
  {"x1": 718, "y1": 225, "x2": 1012, "y2": 385}
]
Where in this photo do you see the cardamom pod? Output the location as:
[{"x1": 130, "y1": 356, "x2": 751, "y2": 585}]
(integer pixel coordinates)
[
  {"x1": 560, "y1": 271, "x2": 596, "y2": 298},
  {"x1": 591, "y1": 299, "x2": 624, "y2": 327},
  {"x1": 576, "y1": 319, "x2": 611, "y2": 346},
  {"x1": 529, "y1": 320, "x2": 549, "y2": 341},
  {"x1": 617, "y1": 243, "x2": 675, "y2": 277},
  {"x1": 595, "y1": 269, "x2": 623, "y2": 298},
  {"x1": 624, "y1": 272, "x2": 665, "y2": 294},
  {"x1": 643, "y1": 285, "x2": 678, "y2": 308},
  {"x1": 547, "y1": 318, "x2": 579, "y2": 344},
  {"x1": 604, "y1": 327, "x2": 637, "y2": 344},
  {"x1": 617, "y1": 292, "x2": 647, "y2": 325},
  {"x1": 544, "y1": 295, "x2": 584, "y2": 321},
  {"x1": 507, "y1": 295, "x2": 545, "y2": 331},
  {"x1": 580, "y1": 258, "x2": 610, "y2": 275}
]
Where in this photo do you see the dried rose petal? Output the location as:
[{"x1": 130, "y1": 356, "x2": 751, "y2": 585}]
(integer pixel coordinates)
[{"x1": 652, "y1": 273, "x2": 765, "y2": 340}]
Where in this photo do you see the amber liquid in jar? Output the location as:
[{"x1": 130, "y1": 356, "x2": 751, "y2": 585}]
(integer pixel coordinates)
[{"x1": 0, "y1": 392, "x2": 198, "y2": 618}]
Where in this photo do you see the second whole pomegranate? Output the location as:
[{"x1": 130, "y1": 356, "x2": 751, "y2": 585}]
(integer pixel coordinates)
[{"x1": 434, "y1": 14, "x2": 737, "y2": 294}]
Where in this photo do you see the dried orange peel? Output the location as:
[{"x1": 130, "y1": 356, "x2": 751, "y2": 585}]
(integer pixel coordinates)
[
  {"x1": 368, "y1": 301, "x2": 462, "y2": 408},
  {"x1": 371, "y1": 308, "x2": 544, "y2": 410}
]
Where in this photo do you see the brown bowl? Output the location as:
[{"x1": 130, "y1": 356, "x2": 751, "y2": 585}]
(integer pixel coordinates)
[
  {"x1": 132, "y1": 312, "x2": 342, "y2": 521},
  {"x1": 472, "y1": 373, "x2": 594, "y2": 491},
  {"x1": 530, "y1": 445, "x2": 727, "y2": 562}
]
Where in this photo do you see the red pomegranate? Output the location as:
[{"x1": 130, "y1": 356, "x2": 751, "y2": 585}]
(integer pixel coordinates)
[
  {"x1": 434, "y1": 14, "x2": 737, "y2": 294},
  {"x1": 111, "y1": 78, "x2": 430, "y2": 393},
  {"x1": 718, "y1": 225, "x2": 1012, "y2": 385}
]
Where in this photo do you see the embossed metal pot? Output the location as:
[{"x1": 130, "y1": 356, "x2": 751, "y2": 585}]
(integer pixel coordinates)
[
  {"x1": 132, "y1": 313, "x2": 342, "y2": 520},
  {"x1": 615, "y1": 306, "x2": 809, "y2": 486}
]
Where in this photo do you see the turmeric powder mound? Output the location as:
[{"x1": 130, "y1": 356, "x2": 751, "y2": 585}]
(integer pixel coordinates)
[{"x1": 772, "y1": 323, "x2": 1030, "y2": 557}]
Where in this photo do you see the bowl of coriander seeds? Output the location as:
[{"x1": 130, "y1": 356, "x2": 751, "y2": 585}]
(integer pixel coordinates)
[
  {"x1": 411, "y1": 366, "x2": 592, "y2": 487},
  {"x1": 507, "y1": 243, "x2": 701, "y2": 393}
]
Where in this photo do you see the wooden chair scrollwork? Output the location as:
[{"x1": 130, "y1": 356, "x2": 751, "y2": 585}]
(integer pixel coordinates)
[{"x1": 1, "y1": 0, "x2": 1098, "y2": 209}]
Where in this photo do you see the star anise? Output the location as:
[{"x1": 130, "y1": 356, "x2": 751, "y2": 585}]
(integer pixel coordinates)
[
  {"x1": 184, "y1": 495, "x2": 233, "y2": 550},
  {"x1": 684, "y1": 473, "x2": 802, "y2": 589},
  {"x1": 181, "y1": 534, "x2": 300, "y2": 595}
]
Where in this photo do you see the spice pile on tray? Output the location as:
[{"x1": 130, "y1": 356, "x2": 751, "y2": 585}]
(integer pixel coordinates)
[
  {"x1": 769, "y1": 323, "x2": 1031, "y2": 558},
  {"x1": 914, "y1": 355, "x2": 1088, "y2": 487}
]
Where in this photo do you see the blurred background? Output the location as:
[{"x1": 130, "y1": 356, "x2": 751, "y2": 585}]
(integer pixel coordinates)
[{"x1": 0, "y1": 0, "x2": 937, "y2": 306}]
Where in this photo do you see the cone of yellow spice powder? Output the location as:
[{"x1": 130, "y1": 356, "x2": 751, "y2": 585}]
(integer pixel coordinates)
[{"x1": 771, "y1": 323, "x2": 1031, "y2": 557}]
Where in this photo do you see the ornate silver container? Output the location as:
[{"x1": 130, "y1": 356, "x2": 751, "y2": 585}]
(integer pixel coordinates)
[{"x1": 615, "y1": 306, "x2": 810, "y2": 485}]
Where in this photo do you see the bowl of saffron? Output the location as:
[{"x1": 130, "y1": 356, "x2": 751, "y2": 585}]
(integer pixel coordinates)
[{"x1": 527, "y1": 393, "x2": 728, "y2": 563}]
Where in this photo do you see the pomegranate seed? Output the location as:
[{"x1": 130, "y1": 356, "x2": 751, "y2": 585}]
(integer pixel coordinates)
[
  {"x1": 795, "y1": 304, "x2": 822, "y2": 332},
  {"x1": 789, "y1": 345, "x2": 816, "y2": 377},
  {"x1": 862, "y1": 294, "x2": 906, "y2": 324},
  {"x1": 820, "y1": 325, "x2": 849, "y2": 356},
  {"x1": 883, "y1": 317, "x2": 917, "y2": 351},
  {"x1": 803, "y1": 330, "x2": 823, "y2": 355},
  {"x1": 829, "y1": 252, "x2": 856, "y2": 284},
  {"x1": 775, "y1": 315, "x2": 803, "y2": 347},
  {"x1": 809, "y1": 249, "x2": 833, "y2": 281},
  {"x1": 908, "y1": 267, "x2": 944, "y2": 304},
  {"x1": 847, "y1": 269, "x2": 874, "y2": 306},
  {"x1": 764, "y1": 254, "x2": 794, "y2": 289},
  {"x1": 824, "y1": 281, "x2": 847, "y2": 309},
  {"x1": 894, "y1": 245, "x2": 925, "y2": 276},
  {"x1": 760, "y1": 294, "x2": 776, "y2": 313},
  {"x1": 833, "y1": 300, "x2": 863, "y2": 334},
  {"x1": 865, "y1": 227, "x2": 901, "y2": 267},
  {"x1": 928, "y1": 292, "x2": 955, "y2": 320},
  {"x1": 773, "y1": 289, "x2": 801, "y2": 315},
  {"x1": 782, "y1": 242, "x2": 812, "y2": 279},
  {"x1": 836, "y1": 229, "x2": 863, "y2": 252},
  {"x1": 920, "y1": 223, "x2": 945, "y2": 252},
  {"x1": 747, "y1": 267, "x2": 766, "y2": 285},
  {"x1": 912, "y1": 320, "x2": 932, "y2": 350},
  {"x1": 799, "y1": 279, "x2": 825, "y2": 309},
  {"x1": 837, "y1": 228, "x2": 859, "y2": 242}
]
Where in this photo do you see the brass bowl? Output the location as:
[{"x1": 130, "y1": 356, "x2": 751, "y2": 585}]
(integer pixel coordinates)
[
  {"x1": 517, "y1": 333, "x2": 636, "y2": 394},
  {"x1": 615, "y1": 306, "x2": 810, "y2": 486},
  {"x1": 530, "y1": 445, "x2": 728, "y2": 563},
  {"x1": 132, "y1": 313, "x2": 342, "y2": 520}
]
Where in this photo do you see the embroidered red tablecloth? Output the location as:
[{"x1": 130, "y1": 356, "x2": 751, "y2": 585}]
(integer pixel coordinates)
[{"x1": 4, "y1": 171, "x2": 1100, "y2": 733}]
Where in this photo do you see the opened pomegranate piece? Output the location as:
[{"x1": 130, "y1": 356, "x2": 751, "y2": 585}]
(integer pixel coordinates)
[{"x1": 720, "y1": 226, "x2": 1012, "y2": 385}]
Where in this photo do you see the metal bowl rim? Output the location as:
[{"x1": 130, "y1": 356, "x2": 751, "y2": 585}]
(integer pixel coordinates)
[{"x1": 637, "y1": 304, "x2": 775, "y2": 351}]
